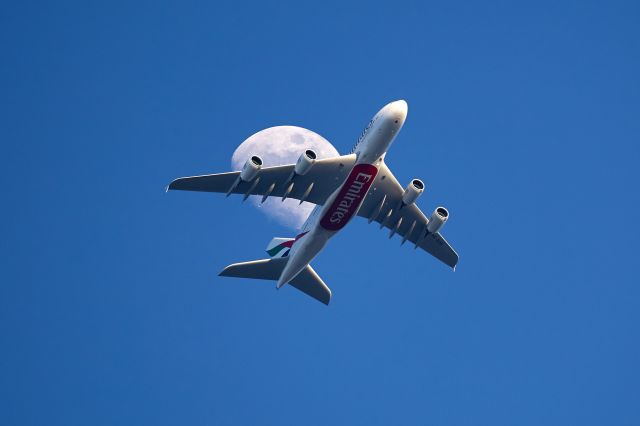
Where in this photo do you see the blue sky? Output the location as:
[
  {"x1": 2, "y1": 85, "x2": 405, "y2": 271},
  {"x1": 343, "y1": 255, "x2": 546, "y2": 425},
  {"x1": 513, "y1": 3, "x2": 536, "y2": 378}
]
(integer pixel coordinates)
[{"x1": 2, "y1": 1, "x2": 639, "y2": 425}]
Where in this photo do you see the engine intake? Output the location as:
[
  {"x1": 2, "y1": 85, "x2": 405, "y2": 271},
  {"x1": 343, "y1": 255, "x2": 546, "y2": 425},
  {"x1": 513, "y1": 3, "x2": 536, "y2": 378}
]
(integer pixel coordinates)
[
  {"x1": 294, "y1": 149, "x2": 317, "y2": 175},
  {"x1": 402, "y1": 179, "x2": 425, "y2": 205},
  {"x1": 427, "y1": 206, "x2": 449, "y2": 233},
  {"x1": 240, "y1": 155, "x2": 262, "y2": 181}
]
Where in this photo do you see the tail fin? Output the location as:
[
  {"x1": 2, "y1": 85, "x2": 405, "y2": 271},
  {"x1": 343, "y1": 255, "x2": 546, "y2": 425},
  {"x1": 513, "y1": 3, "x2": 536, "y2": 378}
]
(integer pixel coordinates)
[
  {"x1": 265, "y1": 237, "x2": 296, "y2": 258},
  {"x1": 219, "y1": 258, "x2": 331, "y2": 305}
]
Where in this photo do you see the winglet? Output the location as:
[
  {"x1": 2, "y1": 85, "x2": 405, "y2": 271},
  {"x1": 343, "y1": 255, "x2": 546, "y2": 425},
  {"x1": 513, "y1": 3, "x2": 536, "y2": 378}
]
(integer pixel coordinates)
[{"x1": 166, "y1": 178, "x2": 181, "y2": 192}]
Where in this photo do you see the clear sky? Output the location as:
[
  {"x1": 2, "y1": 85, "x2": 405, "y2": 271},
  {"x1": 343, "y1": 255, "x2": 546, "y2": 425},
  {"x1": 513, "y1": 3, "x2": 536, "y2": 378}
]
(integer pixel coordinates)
[{"x1": 2, "y1": 1, "x2": 639, "y2": 425}]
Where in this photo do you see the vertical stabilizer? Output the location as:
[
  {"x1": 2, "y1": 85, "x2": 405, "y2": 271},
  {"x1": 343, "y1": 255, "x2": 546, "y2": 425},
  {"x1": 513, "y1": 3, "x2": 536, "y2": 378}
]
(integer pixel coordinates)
[{"x1": 265, "y1": 237, "x2": 296, "y2": 258}]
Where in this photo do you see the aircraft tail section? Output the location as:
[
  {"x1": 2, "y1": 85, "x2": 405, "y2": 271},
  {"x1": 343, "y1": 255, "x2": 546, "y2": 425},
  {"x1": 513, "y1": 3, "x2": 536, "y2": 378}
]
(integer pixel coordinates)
[{"x1": 219, "y1": 257, "x2": 331, "y2": 305}]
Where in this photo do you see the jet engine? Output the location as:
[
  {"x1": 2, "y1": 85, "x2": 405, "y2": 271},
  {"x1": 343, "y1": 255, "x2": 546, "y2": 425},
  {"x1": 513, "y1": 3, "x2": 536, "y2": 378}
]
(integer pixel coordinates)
[
  {"x1": 240, "y1": 155, "x2": 262, "y2": 181},
  {"x1": 427, "y1": 207, "x2": 449, "y2": 233},
  {"x1": 401, "y1": 179, "x2": 425, "y2": 205},
  {"x1": 294, "y1": 149, "x2": 317, "y2": 175}
]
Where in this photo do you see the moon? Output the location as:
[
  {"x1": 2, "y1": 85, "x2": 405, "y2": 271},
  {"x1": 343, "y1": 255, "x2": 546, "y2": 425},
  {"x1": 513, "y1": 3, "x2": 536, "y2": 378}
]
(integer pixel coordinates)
[{"x1": 231, "y1": 126, "x2": 340, "y2": 229}]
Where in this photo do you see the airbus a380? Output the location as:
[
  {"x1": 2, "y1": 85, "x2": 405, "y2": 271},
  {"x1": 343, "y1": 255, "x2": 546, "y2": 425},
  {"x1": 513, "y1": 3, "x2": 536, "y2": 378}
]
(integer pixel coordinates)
[{"x1": 168, "y1": 100, "x2": 458, "y2": 305}]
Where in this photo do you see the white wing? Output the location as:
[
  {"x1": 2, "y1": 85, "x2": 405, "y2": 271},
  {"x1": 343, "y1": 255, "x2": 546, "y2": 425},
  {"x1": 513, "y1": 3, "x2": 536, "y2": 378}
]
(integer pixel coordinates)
[
  {"x1": 357, "y1": 162, "x2": 459, "y2": 269},
  {"x1": 168, "y1": 154, "x2": 356, "y2": 206}
]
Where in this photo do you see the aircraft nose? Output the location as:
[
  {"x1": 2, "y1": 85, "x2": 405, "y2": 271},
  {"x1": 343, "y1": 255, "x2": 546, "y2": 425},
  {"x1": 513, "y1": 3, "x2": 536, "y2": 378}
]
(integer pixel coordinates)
[{"x1": 388, "y1": 99, "x2": 408, "y2": 123}]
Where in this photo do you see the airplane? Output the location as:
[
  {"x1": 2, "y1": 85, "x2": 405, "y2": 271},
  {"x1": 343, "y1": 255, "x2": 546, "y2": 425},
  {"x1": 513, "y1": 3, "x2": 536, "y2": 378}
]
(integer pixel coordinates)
[{"x1": 168, "y1": 100, "x2": 458, "y2": 305}]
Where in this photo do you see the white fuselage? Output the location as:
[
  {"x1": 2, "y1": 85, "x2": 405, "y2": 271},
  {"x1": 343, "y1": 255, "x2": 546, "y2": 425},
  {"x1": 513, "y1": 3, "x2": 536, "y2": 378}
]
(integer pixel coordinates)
[{"x1": 276, "y1": 100, "x2": 408, "y2": 287}]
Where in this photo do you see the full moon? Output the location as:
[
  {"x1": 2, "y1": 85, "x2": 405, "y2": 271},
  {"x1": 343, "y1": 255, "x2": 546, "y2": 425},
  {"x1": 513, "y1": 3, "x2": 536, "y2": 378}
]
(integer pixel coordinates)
[{"x1": 231, "y1": 126, "x2": 340, "y2": 229}]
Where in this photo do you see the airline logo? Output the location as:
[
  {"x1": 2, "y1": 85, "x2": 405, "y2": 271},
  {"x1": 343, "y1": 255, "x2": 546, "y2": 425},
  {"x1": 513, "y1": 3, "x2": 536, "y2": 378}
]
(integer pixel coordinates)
[
  {"x1": 320, "y1": 164, "x2": 378, "y2": 231},
  {"x1": 266, "y1": 232, "x2": 308, "y2": 258}
]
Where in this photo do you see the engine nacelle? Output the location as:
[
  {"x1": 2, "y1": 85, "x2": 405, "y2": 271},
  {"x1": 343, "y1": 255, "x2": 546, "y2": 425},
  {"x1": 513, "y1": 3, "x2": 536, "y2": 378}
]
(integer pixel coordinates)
[
  {"x1": 240, "y1": 155, "x2": 262, "y2": 181},
  {"x1": 402, "y1": 179, "x2": 425, "y2": 205},
  {"x1": 427, "y1": 207, "x2": 449, "y2": 233},
  {"x1": 294, "y1": 149, "x2": 317, "y2": 175}
]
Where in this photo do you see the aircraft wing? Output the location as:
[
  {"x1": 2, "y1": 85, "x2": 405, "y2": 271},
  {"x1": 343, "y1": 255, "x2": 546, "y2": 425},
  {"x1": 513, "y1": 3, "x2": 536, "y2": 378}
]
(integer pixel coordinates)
[
  {"x1": 357, "y1": 162, "x2": 459, "y2": 269},
  {"x1": 168, "y1": 154, "x2": 356, "y2": 206}
]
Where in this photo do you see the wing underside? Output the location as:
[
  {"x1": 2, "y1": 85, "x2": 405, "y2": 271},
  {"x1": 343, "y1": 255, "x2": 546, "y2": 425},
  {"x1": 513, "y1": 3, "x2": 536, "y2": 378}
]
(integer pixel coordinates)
[
  {"x1": 168, "y1": 154, "x2": 458, "y2": 269},
  {"x1": 356, "y1": 162, "x2": 459, "y2": 269},
  {"x1": 168, "y1": 154, "x2": 357, "y2": 206}
]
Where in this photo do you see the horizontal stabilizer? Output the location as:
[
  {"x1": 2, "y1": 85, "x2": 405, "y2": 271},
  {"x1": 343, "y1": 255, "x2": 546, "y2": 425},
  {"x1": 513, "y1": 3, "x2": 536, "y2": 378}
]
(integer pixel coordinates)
[{"x1": 219, "y1": 258, "x2": 331, "y2": 305}]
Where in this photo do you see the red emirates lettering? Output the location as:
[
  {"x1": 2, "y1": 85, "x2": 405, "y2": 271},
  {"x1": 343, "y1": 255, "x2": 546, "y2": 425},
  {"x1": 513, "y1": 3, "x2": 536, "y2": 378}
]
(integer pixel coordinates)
[{"x1": 320, "y1": 164, "x2": 378, "y2": 231}]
